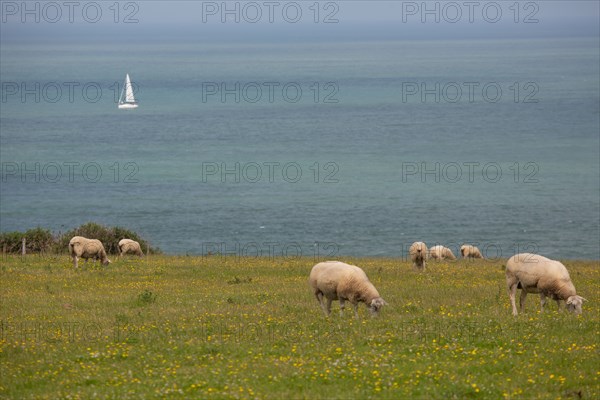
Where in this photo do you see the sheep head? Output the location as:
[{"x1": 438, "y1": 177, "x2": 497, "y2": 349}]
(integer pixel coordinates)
[
  {"x1": 566, "y1": 295, "x2": 586, "y2": 314},
  {"x1": 102, "y1": 258, "x2": 111, "y2": 266},
  {"x1": 369, "y1": 298, "x2": 388, "y2": 316}
]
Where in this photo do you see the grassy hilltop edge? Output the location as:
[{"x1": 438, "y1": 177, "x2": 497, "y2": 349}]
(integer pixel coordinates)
[{"x1": 1, "y1": 255, "x2": 598, "y2": 399}]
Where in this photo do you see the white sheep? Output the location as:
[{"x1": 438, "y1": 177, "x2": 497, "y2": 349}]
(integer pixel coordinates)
[
  {"x1": 68, "y1": 236, "x2": 111, "y2": 269},
  {"x1": 506, "y1": 253, "x2": 586, "y2": 316},
  {"x1": 309, "y1": 261, "x2": 387, "y2": 317},
  {"x1": 460, "y1": 244, "x2": 484, "y2": 259},
  {"x1": 409, "y1": 242, "x2": 428, "y2": 270},
  {"x1": 118, "y1": 239, "x2": 144, "y2": 257},
  {"x1": 429, "y1": 245, "x2": 456, "y2": 260}
]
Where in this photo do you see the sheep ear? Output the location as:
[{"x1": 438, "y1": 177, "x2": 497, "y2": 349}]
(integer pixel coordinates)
[
  {"x1": 580, "y1": 296, "x2": 588, "y2": 302},
  {"x1": 566, "y1": 298, "x2": 573, "y2": 305}
]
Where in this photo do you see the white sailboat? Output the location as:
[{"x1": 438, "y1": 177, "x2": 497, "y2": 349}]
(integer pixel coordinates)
[{"x1": 118, "y1": 73, "x2": 138, "y2": 109}]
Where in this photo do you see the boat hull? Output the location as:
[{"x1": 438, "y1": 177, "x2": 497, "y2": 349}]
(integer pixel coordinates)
[{"x1": 118, "y1": 103, "x2": 138, "y2": 109}]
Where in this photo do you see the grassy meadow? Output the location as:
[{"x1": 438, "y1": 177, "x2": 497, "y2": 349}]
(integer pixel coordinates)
[{"x1": 0, "y1": 254, "x2": 598, "y2": 399}]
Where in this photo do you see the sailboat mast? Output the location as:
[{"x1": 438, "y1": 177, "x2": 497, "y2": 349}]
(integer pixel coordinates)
[{"x1": 119, "y1": 76, "x2": 127, "y2": 104}]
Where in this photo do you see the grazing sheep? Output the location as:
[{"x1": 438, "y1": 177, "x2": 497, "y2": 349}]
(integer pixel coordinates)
[
  {"x1": 506, "y1": 253, "x2": 586, "y2": 316},
  {"x1": 460, "y1": 244, "x2": 484, "y2": 259},
  {"x1": 309, "y1": 261, "x2": 387, "y2": 317},
  {"x1": 409, "y1": 242, "x2": 428, "y2": 270},
  {"x1": 429, "y1": 245, "x2": 457, "y2": 260},
  {"x1": 118, "y1": 239, "x2": 144, "y2": 257},
  {"x1": 68, "y1": 236, "x2": 111, "y2": 269}
]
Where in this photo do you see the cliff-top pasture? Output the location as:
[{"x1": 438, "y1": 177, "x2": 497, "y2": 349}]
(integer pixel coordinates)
[{"x1": 1, "y1": 255, "x2": 598, "y2": 399}]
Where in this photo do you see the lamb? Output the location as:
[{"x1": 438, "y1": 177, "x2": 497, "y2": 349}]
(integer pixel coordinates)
[
  {"x1": 429, "y1": 245, "x2": 456, "y2": 260},
  {"x1": 309, "y1": 261, "x2": 387, "y2": 317},
  {"x1": 409, "y1": 241, "x2": 428, "y2": 270},
  {"x1": 68, "y1": 236, "x2": 111, "y2": 269},
  {"x1": 460, "y1": 244, "x2": 484, "y2": 259},
  {"x1": 506, "y1": 253, "x2": 586, "y2": 316},
  {"x1": 118, "y1": 239, "x2": 144, "y2": 257}
]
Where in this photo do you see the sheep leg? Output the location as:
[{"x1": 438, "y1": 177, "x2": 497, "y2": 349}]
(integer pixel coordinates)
[
  {"x1": 325, "y1": 298, "x2": 332, "y2": 316},
  {"x1": 519, "y1": 290, "x2": 528, "y2": 313},
  {"x1": 314, "y1": 291, "x2": 322, "y2": 304},
  {"x1": 540, "y1": 293, "x2": 547, "y2": 313},
  {"x1": 314, "y1": 291, "x2": 328, "y2": 315},
  {"x1": 508, "y1": 284, "x2": 518, "y2": 316},
  {"x1": 72, "y1": 256, "x2": 78, "y2": 269},
  {"x1": 339, "y1": 298, "x2": 345, "y2": 316},
  {"x1": 353, "y1": 303, "x2": 359, "y2": 319}
]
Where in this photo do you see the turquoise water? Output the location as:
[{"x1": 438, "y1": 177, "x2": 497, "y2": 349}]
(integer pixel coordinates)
[{"x1": 1, "y1": 38, "x2": 599, "y2": 259}]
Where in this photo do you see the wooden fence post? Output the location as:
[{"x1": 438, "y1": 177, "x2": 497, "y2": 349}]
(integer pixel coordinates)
[{"x1": 21, "y1": 237, "x2": 26, "y2": 256}]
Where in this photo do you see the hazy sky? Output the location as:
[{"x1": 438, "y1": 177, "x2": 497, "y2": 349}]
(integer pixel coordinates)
[
  {"x1": 1, "y1": 1, "x2": 599, "y2": 42},
  {"x1": 140, "y1": 1, "x2": 598, "y2": 23}
]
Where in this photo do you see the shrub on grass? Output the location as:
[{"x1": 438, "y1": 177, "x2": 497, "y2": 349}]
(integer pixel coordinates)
[
  {"x1": 0, "y1": 227, "x2": 55, "y2": 253},
  {"x1": 1, "y1": 223, "x2": 160, "y2": 255}
]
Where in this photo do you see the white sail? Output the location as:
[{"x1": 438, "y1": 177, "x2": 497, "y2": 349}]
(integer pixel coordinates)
[{"x1": 124, "y1": 74, "x2": 135, "y2": 103}]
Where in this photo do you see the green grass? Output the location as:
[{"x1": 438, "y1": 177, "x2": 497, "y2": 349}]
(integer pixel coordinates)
[{"x1": 1, "y1": 255, "x2": 598, "y2": 399}]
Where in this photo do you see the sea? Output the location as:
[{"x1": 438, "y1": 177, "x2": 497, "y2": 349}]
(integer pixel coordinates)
[{"x1": 1, "y1": 36, "x2": 599, "y2": 259}]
